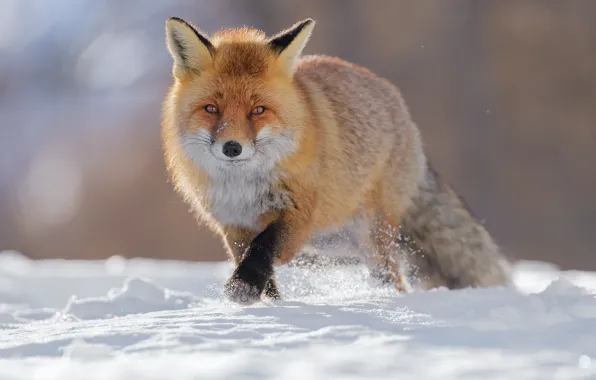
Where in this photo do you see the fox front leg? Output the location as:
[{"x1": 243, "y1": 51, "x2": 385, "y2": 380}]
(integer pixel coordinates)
[
  {"x1": 223, "y1": 220, "x2": 282, "y2": 304},
  {"x1": 224, "y1": 214, "x2": 312, "y2": 304},
  {"x1": 222, "y1": 226, "x2": 281, "y2": 302}
]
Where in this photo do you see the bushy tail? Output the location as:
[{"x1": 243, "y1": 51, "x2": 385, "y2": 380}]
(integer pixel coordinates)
[{"x1": 400, "y1": 165, "x2": 512, "y2": 290}]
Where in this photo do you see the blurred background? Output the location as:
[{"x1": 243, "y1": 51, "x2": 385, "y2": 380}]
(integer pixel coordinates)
[{"x1": 0, "y1": 0, "x2": 594, "y2": 269}]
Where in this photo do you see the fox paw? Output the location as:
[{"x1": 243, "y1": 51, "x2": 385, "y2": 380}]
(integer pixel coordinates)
[
  {"x1": 223, "y1": 276, "x2": 263, "y2": 305},
  {"x1": 370, "y1": 267, "x2": 410, "y2": 292}
]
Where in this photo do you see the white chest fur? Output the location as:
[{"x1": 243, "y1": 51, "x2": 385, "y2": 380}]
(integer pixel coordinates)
[{"x1": 206, "y1": 169, "x2": 290, "y2": 229}]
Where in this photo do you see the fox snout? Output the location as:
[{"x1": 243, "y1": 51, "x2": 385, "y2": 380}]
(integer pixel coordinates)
[{"x1": 181, "y1": 126, "x2": 297, "y2": 174}]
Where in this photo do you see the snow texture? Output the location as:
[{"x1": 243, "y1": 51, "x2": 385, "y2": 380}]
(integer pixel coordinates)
[{"x1": 0, "y1": 250, "x2": 595, "y2": 379}]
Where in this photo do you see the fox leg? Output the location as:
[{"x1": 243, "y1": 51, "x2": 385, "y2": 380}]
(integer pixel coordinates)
[
  {"x1": 368, "y1": 212, "x2": 410, "y2": 292},
  {"x1": 223, "y1": 211, "x2": 313, "y2": 304},
  {"x1": 222, "y1": 227, "x2": 281, "y2": 301},
  {"x1": 221, "y1": 227, "x2": 254, "y2": 263}
]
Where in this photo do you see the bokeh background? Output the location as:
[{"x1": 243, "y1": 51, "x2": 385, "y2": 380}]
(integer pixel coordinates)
[{"x1": 1, "y1": 0, "x2": 594, "y2": 270}]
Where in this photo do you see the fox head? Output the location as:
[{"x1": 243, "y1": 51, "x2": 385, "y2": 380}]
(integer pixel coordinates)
[{"x1": 163, "y1": 17, "x2": 315, "y2": 177}]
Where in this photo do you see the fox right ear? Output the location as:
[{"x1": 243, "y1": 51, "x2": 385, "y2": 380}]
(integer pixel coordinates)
[
  {"x1": 165, "y1": 17, "x2": 214, "y2": 78},
  {"x1": 268, "y1": 19, "x2": 315, "y2": 76}
]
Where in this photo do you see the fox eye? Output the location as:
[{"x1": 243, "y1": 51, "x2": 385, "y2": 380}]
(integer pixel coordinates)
[
  {"x1": 251, "y1": 106, "x2": 266, "y2": 116},
  {"x1": 204, "y1": 104, "x2": 219, "y2": 114}
]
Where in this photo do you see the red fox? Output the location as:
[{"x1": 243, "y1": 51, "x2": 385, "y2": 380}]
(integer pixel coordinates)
[{"x1": 161, "y1": 17, "x2": 511, "y2": 303}]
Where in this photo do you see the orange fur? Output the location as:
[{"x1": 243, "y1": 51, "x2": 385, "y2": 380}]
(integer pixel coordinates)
[{"x1": 161, "y1": 17, "x2": 510, "y2": 302}]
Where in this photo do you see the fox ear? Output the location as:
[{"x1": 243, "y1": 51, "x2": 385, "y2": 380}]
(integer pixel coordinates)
[
  {"x1": 268, "y1": 19, "x2": 315, "y2": 76},
  {"x1": 165, "y1": 17, "x2": 214, "y2": 78}
]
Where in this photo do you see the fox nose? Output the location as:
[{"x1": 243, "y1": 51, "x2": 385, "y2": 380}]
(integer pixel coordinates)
[{"x1": 222, "y1": 140, "x2": 242, "y2": 158}]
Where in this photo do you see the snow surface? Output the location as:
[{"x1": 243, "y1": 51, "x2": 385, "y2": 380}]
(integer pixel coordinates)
[{"x1": 0, "y1": 250, "x2": 595, "y2": 379}]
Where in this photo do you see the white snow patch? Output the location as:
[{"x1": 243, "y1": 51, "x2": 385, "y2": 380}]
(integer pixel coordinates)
[
  {"x1": 61, "y1": 277, "x2": 201, "y2": 320},
  {"x1": 0, "y1": 251, "x2": 595, "y2": 379},
  {"x1": 60, "y1": 338, "x2": 114, "y2": 359}
]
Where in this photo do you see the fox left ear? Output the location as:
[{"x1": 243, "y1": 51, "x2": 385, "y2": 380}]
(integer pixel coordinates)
[
  {"x1": 268, "y1": 19, "x2": 315, "y2": 76},
  {"x1": 165, "y1": 17, "x2": 214, "y2": 79}
]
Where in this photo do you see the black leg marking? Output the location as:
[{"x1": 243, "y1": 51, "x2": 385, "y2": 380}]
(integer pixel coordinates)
[
  {"x1": 224, "y1": 221, "x2": 283, "y2": 304},
  {"x1": 263, "y1": 278, "x2": 281, "y2": 301}
]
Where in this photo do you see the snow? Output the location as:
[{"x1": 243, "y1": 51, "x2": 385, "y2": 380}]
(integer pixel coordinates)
[{"x1": 0, "y1": 250, "x2": 595, "y2": 379}]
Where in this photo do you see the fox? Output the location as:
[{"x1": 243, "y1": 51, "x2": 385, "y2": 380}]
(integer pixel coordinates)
[{"x1": 161, "y1": 17, "x2": 512, "y2": 304}]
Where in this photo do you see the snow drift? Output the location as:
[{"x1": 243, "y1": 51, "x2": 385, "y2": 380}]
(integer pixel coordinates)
[{"x1": 0, "y1": 250, "x2": 595, "y2": 379}]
